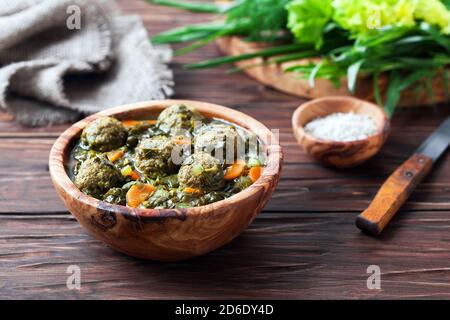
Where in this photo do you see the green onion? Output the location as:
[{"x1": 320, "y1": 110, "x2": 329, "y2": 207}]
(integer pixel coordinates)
[
  {"x1": 148, "y1": 0, "x2": 450, "y2": 115},
  {"x1": 121, "y1": 165, "x2": 133, "y2": 177},
  {"x1": 147, "y1": 0, "x2": 229, "y2": 13},
  {"x1": 186, "y1": 43, "x2": 310, "y2": 69},
  {"x1": 347, "y1": 59, "x2": 364, "y2": 94}
]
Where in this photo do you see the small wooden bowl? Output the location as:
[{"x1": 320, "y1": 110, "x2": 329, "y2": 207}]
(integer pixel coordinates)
[
  {"x1": 49, "y1": 100, "x2": 282, "y2": 261},
  {"x1": 292, "y1": 96, "x2": 390, "y2": 168}
]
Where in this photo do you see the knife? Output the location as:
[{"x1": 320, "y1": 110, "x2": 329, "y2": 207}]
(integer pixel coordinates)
[{"x1": 356, "y1": 115, "x2": 450, "y2": 235}]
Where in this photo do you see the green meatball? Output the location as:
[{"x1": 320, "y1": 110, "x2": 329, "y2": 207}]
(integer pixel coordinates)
[
  {"x1": 178, "y1": 152, "x2": 224, "y2": 191},
  {"x1": 81, "y1": 117, "x2": 127, "y2": 152},
  {"x1": 75, "y1": 156, "x2": 123, "y2": 198},
  {"x1": 194, "y1": 123, "x2": 244, "y2": 164},
  {"x1": 134, "y1": 136, "x2": 178, "y2": 178},
  {"x1": 157, "y1": 104, "x2": 205, "y2": 135}
]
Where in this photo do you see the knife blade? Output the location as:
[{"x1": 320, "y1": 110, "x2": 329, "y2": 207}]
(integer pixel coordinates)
[
  {"x1": 415, "y1": 116, "x2": 450, "y2": 161},
  {"x1": 356, "y1": 115, "x2": 450, "y2": 235}
]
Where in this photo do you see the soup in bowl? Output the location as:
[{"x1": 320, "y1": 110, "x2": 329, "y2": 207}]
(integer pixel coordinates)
[{"x1": 49, "y1": 100, "x2": 282, "y2": 261}]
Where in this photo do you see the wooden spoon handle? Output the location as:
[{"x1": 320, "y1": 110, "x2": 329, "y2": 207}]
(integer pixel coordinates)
[{"x1": 356, "y1": 153, "x2": 433, "y2": 235}]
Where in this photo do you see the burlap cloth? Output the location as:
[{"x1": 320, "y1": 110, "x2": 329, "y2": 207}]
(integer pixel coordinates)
[{"x1": 0, "y1": 0, "x2": 173, "y2": 126}]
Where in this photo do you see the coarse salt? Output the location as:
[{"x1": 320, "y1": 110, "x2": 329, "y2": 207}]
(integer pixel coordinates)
[{"x1": 304, "y1": 112, "x2": 377, "y2": 142}]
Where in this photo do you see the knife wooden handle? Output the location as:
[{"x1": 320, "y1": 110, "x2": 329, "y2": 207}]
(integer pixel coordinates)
[{"x1": 356, "y1": 153, "x2": 433, "y2": 235}]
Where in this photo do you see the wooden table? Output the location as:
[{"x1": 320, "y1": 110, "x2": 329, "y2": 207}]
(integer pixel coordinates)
[{"x1": 1, "y1": 0, "x2": 450, "y2": 299}]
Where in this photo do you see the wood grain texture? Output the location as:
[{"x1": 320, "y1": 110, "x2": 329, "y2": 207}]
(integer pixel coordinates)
[
  {"x1": 2, "y1": 212, "x2": 450, "y2": 299},
  {"x1": 1, "y1": 0, "x2": 450, "y2": 299},
  {"x1": 357, "y1": 153, "x2": 434, "y2": 235},
  {"x1": 292, "y1": 97, "x2": 390, "y2": 168},
  {"x1": 216, "y1": 36, "x2": 450, "y2": 108}
]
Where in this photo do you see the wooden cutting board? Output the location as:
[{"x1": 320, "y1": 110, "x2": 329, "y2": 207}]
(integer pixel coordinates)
[{"x1": 216, "y1": 36, "x2": 449, "y2": 107}]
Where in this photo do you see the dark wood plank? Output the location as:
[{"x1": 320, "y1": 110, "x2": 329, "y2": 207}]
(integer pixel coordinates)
[{"x1": 1, "y1": 213, "x2": 450, "y2": 299}]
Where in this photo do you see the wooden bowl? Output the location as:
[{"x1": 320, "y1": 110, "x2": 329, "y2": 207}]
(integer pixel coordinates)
[
  {"x1": 292, "y1": 97, "x2": 390, "y2": 168},
  {"x1": 49, "y1": 100, "x2": 282, "y2": 261},
  {"x1": 216, "y1": 36, "x2": 449, "y2": 108}
]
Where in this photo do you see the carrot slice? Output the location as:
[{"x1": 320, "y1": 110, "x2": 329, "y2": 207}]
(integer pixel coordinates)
[
  {"x1": 249, "y1": 166, "x2": 262, "y2": 182},
  {"x1": 130, "y1": 171, "x2": 140, "y2": 181},
  {"x1": 126, "y1": 184, "x2": 156, "y2": 208},
  {"x1": 122, "y1": 120, "x2": 140, "y2": 127},
  {"x1": 224, "y1": 160, "x2": 245, "y2": 180},
  {"x1": 183, "y1": 187, "x2": 202, "y2": 194},
  {"x1": 107, "y1": 150, "x2": 124, "y2": 163},
  {"x1": 121, "y1": 165, "x2": 140, "y2": 180},
  {"x1": 122, "y1": 120, "x2": 157, "y2": 128}
]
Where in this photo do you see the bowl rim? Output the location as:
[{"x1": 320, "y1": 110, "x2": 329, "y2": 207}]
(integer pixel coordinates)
[
  {"x1": 292, "y1": 96, "x2": 390, "y2": 146},
  {"x1": 49, "y1": 99, "x2": 283, "y2": 220}
]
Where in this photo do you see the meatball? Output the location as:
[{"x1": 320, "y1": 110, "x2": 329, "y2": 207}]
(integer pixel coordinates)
[
  {"x1": 194, "y1": 123, "x2": 244, "y2": 164},
  {"x1": 134, "y1": 136, "x2": 179, "y2": 178},
  {"x1": 178, "y1": 152, "x2": 224, "y2": 191},
  {"x1": 74, "y1": 156, "x2": 123, "y2": 198},
  {"x1": 156, "y1": 104, "x2": 205, "y2": 135},
  {"x1": 81, "y1": 117, "x2": 127, "y2": 152}
]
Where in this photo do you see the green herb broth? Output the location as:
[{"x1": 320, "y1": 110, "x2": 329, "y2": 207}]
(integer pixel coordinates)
[{"x1": 67, "y1": 105, "x2": 266, "y2": 209}]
